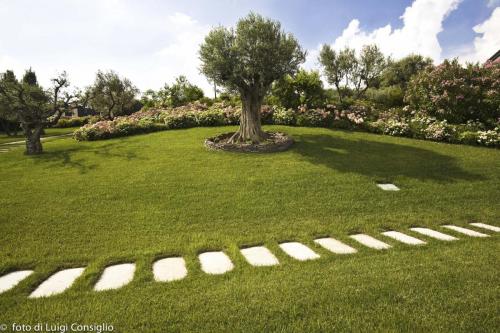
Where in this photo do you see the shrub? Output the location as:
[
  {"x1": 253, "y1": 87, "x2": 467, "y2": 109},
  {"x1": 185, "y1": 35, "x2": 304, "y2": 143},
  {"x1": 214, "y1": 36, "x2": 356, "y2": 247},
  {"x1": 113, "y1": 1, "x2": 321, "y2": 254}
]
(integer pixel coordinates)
[
  {"x1": 195, "y1": 110, "x2": 227, "y2": 126},
  {"x1": 162, "y1": 113, "x2": 197, "y2": 129},
  {"x1": 54, "y1": 116, "x2": 91, "y2": 128},
  {"x1": 477, "y1": 128, "x2": 500, "y2": 147},
  {"x1": 458, "y1": 131, "x2": 479, "y2": 145},
  {"x1": 405, "y1": 59, "x2": 500, "y2": 125},
  {"x1": 365, "y1": 85, "x2": 404, "y2": 107},
  {"x1": 331, "y1": 103, "x2": 371, "y2": 129},
  {"x1": 272, "y1": 107, "x2": 296, "y2": 125},
  {"x1": 296, "y1": 107, "x2": 333, "y2": 127}
]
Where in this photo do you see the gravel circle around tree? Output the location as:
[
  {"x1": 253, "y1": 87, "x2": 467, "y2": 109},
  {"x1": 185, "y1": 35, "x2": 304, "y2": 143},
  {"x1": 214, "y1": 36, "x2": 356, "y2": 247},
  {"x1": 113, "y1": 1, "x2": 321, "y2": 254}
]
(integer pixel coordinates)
[{"x1": 204, "y1": 131, "x2": 294, "y2": 153}]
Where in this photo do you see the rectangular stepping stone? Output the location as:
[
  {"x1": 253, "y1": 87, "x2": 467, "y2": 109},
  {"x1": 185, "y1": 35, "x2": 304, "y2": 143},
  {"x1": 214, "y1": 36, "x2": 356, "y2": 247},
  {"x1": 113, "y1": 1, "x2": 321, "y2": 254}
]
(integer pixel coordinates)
[
  {"x1": 410, "y1": 227, "x2": 457, "y2": 241},
  {"x1": 381, "y1": 231, "x2": 426, "y2": 245},
  {"x1": 377, "y1": 183, "x2": 400, "y2": 191},
  {"x1": 29, "y1": 267, "x2": 85, "y2": 298},
  {"x1": 279, "y1": 242, "x2": 320, "y2": 261},
  {"x1": 153, "y1": 257, "x2": 187, "y2": 282},
  {"x1": 314, "y1": 238, "x2": 357, "y2": 254},
  {"x1": 240, "y1": 246, "x2": 279, "y2": 266},
  {"x1": 442, "y1": 225, "x2": 489, "y2": 238},
  {"x1": 94, "y1": 263, "x2": 135, "y2": 291},
  {"x1": 470, "y1": 223, "x2": 500, "y2": 232},
  {"x1": 0, "y1": 270, "x2": 33, "y2": 294},
  {"x1": 350, "y1": 234, "x2": 391, "y2": 250},
  {"x1": 199, "y1": 251, "x2": 234, "y2": 275}
]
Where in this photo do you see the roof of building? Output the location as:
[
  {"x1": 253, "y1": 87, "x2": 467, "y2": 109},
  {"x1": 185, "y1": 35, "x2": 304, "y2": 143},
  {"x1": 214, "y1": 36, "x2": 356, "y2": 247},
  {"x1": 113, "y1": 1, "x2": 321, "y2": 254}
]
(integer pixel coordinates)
[{"x1": 488, "y1": 49, "x2": 500, "y2": 62}]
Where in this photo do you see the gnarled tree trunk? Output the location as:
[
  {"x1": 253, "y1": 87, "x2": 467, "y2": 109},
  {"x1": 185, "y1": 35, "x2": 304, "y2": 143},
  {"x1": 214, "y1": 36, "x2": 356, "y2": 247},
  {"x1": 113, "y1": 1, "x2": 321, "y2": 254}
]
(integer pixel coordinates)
[
  {"x1": 228, "y1": 91, "x2": 268, "y2": 144},
  {"x1": 23, "y1": 125, "x2": 43, "y2": 155}
]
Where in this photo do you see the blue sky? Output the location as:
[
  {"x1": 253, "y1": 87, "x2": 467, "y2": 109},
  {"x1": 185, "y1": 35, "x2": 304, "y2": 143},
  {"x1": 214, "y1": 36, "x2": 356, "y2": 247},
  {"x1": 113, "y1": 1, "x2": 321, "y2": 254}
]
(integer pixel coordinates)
[{"x1": 0, "y1": 0, "x2": 498, "y2": 94}]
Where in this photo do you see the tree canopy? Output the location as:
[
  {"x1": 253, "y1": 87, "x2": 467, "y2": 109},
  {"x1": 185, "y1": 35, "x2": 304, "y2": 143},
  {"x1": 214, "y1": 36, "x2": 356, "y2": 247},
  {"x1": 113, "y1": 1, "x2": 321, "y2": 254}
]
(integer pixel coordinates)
[
  {"x1": 88, "y1": 70, "x2": 139, "y2": 120},
  {"x1": 199, "y1": 12, "x2": 305, "y2": 143}
]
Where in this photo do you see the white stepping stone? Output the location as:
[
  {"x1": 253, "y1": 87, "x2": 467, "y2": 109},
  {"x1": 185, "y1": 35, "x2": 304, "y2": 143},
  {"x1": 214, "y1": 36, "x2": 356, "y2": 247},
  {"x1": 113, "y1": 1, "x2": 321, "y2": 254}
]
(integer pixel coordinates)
[
  {"x1": 199, "y1": 252, "x2": 234, "y2": 275},
  {"x1": 350, "y1": 234, "x2": 391, "y2": 250},
  {"x1": 29, "y1": 267, "x2": 85, "y2": 298},
  {"x1": 153, "y1": 257, "x2": 187, "y2": 282},
  {"x1": 0, "y1": 270, "x2": 33, "y2": 294},
  {"x1": 94, "y1": 263, "x2": 135, "y2": 291},
  {"x1": 279, "y1": 242, "x2": 320, "y2": 261},
  {"x1": 314, "y1": 238, "x2": 357, "y2": 254},
  {"x1": 442, "y1": 225, "x2": 489, "y2": 238},
  {"x1": 377, "y1": 183, "x2": 400, "y2": 191},
  {"x1": 240, "y1": 246, "x2": 279, "y2": 266},
  {"x1": 410, "y1": 227, "x2": 457, "y2": 241},
  {"x1": 382, "y1": 231, "x2": 426, "y2": 245},
  {"x1": 470, "y1": 223, "x2": 500, "y2": 232}
]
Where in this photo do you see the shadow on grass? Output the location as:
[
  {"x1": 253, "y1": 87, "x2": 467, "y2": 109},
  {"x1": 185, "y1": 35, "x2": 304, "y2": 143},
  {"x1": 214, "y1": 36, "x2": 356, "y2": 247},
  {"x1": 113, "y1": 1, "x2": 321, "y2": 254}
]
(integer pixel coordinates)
[
  {"x1": 292, "y1": 133, "x2": 483, "y2": 182},
  {"x1": 31, "y1": 141, "x2": 147, "y2": 174}
]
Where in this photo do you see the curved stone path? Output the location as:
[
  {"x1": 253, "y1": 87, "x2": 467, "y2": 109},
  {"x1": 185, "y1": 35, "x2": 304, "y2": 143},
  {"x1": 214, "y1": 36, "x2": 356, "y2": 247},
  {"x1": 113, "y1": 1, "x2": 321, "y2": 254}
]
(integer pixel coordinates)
[{"x1": 0, "y1": 223, "x2": 497, "y2": 298}]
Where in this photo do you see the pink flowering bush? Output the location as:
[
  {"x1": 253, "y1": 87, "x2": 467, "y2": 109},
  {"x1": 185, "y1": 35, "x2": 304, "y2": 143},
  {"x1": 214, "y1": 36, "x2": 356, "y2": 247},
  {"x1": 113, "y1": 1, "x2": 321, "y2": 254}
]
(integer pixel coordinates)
[
  {"x1": 331, "y1": 103, "x2": 372, "y2": 129},
  {"x1": 405, "y1": 59, "x2": 500, "y2": 126},
  {"x1": 295, "y1": 105, "x2": 333, "y2": 127}
]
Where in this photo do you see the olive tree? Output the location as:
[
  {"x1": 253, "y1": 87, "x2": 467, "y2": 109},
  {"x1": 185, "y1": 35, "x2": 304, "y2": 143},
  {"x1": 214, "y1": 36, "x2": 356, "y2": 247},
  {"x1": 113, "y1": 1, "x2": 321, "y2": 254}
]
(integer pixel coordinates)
[
  {"x1": 88, "y1": 70, "x2": 138, "y2": 120},
  {"x1": 319, "y1": 44, "x2": 386, "y2": 100},
  {"x1": 318, "y1": 46, "x2": 356, "y2": 102},
  {"x1": 199, "y1": 13, "x2": 305, "y2": 143},
  {"x1": 0, "y1": 69, "x2": 74, "y2": 155}
]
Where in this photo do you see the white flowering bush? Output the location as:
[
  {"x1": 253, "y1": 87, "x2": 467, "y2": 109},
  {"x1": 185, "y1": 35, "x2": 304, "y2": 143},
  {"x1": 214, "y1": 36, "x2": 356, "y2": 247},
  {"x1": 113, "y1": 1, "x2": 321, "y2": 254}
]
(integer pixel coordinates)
[
  {"x1": 477, "y1": 128, "x2": 500, "y2": 147},
  {"x1": 272, "y1": 106, "x2": 296, "y2": 125},
  {"x1": 423, "y1": 120, "x2": 454, "y2": 141}
]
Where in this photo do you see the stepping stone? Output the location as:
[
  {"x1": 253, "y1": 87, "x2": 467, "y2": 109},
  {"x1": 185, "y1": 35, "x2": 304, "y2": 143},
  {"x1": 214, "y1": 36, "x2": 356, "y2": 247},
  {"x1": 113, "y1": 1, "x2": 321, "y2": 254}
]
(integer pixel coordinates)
[
  {"x1": 314, "y1": 238, "x2": 357, "y2": 254},
  {"x1": 377, "y1": 183, "x2": 400, "y2": 191},
  {"x1": 470, "y1": 223, "x2": 500, "y2": 232},
  {"x1": 153, "y1": 257, "x2": 187, "y2": 282},
  {"x1": 350, "y1": 234, "x2": 391, "y2": 250},
  {"x1": 279, "y1": 242, "x2": 320, "y2": 261},
  {"x1": 29, "y1": 267, "x2": 85, "y2": 298},
  {"x1": 0, "y1": 270, "x2": 33, "y2": 294},
  {"x1": 381, "y1": 231, "x2": 426, "y2": 245},
  {"x1": 198, "y1": 252, "x2": 234, "y2": 275},
  {"x1": 442, "y1": 225, "x2": 489, "y2": 238},
  {"x1": 94, "y1": 263, "x2": 135, "y2": 291},
  {"x1": 410, "y1": 227, "x2": 457, "y2": 241},
  {"x1": 240, "y1": 246, "x2": 279, "y2": 266}
]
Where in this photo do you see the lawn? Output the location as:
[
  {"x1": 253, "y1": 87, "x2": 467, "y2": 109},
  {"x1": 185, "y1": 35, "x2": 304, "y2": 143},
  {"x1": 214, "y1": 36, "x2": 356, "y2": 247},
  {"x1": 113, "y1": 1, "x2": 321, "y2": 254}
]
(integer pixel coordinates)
[
  {"x1": 0, "y1": 126, "x2": 499, "y2": 332},
  {"x1": 0, "y1": 127, "x2": 78, "y2": 145}
]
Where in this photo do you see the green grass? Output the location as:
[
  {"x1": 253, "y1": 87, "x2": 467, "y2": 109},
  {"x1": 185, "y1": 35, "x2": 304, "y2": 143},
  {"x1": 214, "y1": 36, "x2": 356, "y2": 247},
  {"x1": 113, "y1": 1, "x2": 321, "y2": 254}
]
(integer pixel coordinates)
[
  {"x1": 0, "y1": 127, "x2": 77, "y2": 145},
  {"x1": 0, "y1": 126, "x2": 499, "y2": 332}
]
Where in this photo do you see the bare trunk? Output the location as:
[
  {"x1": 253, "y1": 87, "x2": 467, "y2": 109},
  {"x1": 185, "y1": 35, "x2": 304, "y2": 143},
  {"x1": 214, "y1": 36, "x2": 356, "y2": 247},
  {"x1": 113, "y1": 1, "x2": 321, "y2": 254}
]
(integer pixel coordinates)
[
  {"x1": 228, "y1": 92, "x2": 268, "y2": 144},
  {"x1": 24, "y1": 125, "x2": 43, "y2": 155}
]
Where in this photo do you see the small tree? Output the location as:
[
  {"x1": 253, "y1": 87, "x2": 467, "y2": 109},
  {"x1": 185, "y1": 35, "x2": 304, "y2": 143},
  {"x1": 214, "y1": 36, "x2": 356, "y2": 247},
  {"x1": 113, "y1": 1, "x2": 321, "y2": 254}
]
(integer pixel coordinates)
[
  {"x1": 0, "y1": 69, "x2": 74, "y2": 155},
  {"x1": 353, "y1": 45, "x2": 386, "y2": 97},
  {"x1": 199, "y1": 13, "x2": 305, "y2": 143},
  {"x1": 0, "y1": 70, "x2": 20, "y2": 136},
  {"x1": 88, "y1": 70, "x2": 139, "y2": 120},
  {"x1": 166, "y1": 76, "x2": 204, "y2": 107},
  {"x1": 318, "y1": 46, "x2": 356, "y2": 102},
  {"x1": 381, "y1": 54, "x2": 433, "y2": 89},
  {"x1": 319, "y1": 44, "x2": 386, "y2": 101}
]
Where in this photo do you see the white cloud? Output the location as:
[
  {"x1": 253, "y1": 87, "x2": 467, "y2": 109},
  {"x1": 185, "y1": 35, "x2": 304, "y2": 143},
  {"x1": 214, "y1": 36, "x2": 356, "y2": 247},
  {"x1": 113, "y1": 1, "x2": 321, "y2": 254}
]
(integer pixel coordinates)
[
  {"x1": 458, "y1": 7, "x2": 500, "y2": 62},
  {"x1": 305, "y1": 0, "x2": 461, "y2": 68},
  {"x1": 154, "y1": 13, "x2": 211, "y2": 94},
  {"x1": 0, "y1": 1, "x2": 214, "y2": 95}
]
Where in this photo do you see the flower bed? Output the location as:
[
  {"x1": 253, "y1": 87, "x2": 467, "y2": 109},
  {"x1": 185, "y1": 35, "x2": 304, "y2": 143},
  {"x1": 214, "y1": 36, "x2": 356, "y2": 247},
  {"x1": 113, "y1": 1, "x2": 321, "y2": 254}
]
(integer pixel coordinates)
[{"x1": 73, "y1": 102, "x2": 499, "y2": 148}]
